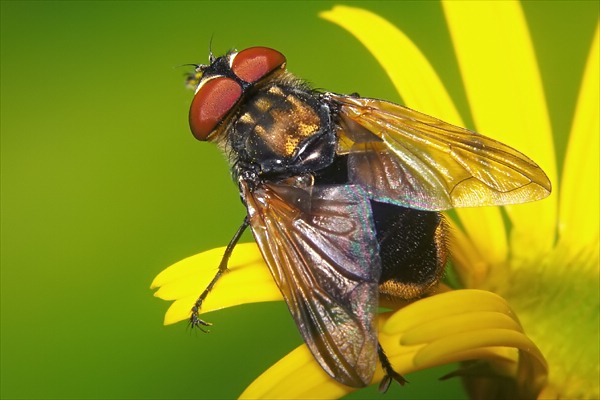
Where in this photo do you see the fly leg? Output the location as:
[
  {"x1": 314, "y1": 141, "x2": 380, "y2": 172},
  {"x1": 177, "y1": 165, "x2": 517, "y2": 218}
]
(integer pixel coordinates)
[
  {"x1": 377, "y1": 341, "x2": 408, "y2": 392},
  {"x1": 189, "y1": 218, "x2": 250, "y2": 331}
]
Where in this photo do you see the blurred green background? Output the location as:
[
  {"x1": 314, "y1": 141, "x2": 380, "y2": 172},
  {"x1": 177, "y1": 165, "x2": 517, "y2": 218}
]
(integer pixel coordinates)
[{"x1": 1, "y1": 1, "x2": 597, "y2": 399}]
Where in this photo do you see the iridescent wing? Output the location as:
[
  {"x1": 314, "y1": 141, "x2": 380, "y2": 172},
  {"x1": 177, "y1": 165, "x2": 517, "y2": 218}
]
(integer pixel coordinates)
[
  {"x1": 327, "y1": 93, "x2": 552, "y2": 211},
  {"x1": 241, "y1": 180, "x2": 380, "y2": 387}
]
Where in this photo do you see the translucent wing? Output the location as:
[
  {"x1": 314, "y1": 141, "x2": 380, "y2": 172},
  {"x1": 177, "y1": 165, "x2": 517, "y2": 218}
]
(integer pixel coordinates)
[
  {"x1": 241, "y1": 180, "x2": 380, "y2": 387},
  {"x1": 327, "y1": 93, "x2": 552, "y2": 211}
]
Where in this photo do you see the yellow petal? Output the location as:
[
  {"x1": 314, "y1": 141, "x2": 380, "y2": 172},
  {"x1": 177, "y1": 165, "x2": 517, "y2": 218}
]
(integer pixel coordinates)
[
  {"x1": 452, "y1": 207, "x2": 508, "y2": 268},
  {"x1": 239, "y1": 344, "x2": 352, "y2": 399},
  {"x1": 443, "y1": 1, "x2": 558, "y2": 262},
  {"x1": 386, "y1": 290, "x2": 547, "y2": 398},
  {"x1": 242, "y1": 290, "x2": 547, "y2": 399},
  {"x1": 558, "y1": 24, "x2": 599, "y2": 251},
  {"x1": 383, "y1": 290, "x2": 513, "y2": 334},
  {"x1": 240, "y1": 313, "x2": 402, "y2": 399},
  {"x1": 445, "y1": 218, "x2": 490, "y2": 288},
  {"x1": 320, "y1": 3, "x2": 507, "y2": 277},
  {"x1": 151, "y1": 242, "x2": 282, "y2": 325},
  {"x1": 320, "y1": 5, "x2": 462, "y2": 125},
  {"x1": 399, "y1": 312, "x2": 523, "y2": 345}
]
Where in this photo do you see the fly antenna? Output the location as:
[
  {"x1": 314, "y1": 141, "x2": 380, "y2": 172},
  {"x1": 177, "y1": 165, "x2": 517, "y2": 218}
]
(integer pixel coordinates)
[{"x1": 175, "y1": 63, "x2": 201, "y2": 70}]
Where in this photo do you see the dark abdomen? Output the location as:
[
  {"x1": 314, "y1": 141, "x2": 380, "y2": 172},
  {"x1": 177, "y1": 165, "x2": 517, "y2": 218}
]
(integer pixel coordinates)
[{"x1": 371, "y1": 200, "x2": 447, "y2": 300}]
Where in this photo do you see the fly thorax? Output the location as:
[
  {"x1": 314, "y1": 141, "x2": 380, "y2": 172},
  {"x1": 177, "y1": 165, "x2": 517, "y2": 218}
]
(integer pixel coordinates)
[{"x1": 230, "y1": 83, "x2": 337, "y2": 179}]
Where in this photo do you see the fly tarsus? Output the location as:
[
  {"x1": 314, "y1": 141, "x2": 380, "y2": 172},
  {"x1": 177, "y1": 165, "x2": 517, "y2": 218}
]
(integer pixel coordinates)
[
  {"x1": 188, "y1": 218, "x2": 250, "y2": 333},
  {"x1": 377, "y1": 342, "x2": 408, "y2": 392},
  {"x1": 187, "y1": 269, "x2": 224, "y2": 332},
  {"x1": 189, "y1": 303, "x2": 212, "y2": 333}
]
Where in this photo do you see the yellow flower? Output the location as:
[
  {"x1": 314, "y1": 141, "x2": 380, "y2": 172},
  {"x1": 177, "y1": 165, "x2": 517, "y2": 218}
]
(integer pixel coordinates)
[{"x1": 152, "y1": 3, "x2": 598, "y2": 399}]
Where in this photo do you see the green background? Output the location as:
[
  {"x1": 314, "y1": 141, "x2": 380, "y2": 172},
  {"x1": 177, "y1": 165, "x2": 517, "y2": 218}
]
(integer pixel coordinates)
[{"x1": 1, "y1": 1, "x2": 597, "y2": 399}]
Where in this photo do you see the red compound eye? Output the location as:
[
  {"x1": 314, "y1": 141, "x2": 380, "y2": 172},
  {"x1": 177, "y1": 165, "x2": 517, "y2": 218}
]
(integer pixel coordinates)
[
  {"x1": 231, "y1": 47, "x2": 286, "y2": 83},
  {"x1": 189, "y1": 77, "x2": 242, "y2": 141}
]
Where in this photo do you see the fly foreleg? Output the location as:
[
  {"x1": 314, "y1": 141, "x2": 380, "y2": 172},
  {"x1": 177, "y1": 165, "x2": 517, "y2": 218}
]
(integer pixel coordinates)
[{"x1": 189, "y1": 218, "x2": 250, "y2": 331}]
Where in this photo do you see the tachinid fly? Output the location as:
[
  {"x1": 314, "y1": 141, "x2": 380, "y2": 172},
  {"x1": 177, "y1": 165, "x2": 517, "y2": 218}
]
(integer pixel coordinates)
[{"x1": 184, "y1": 46, "x2": 551, "y2": 390}]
